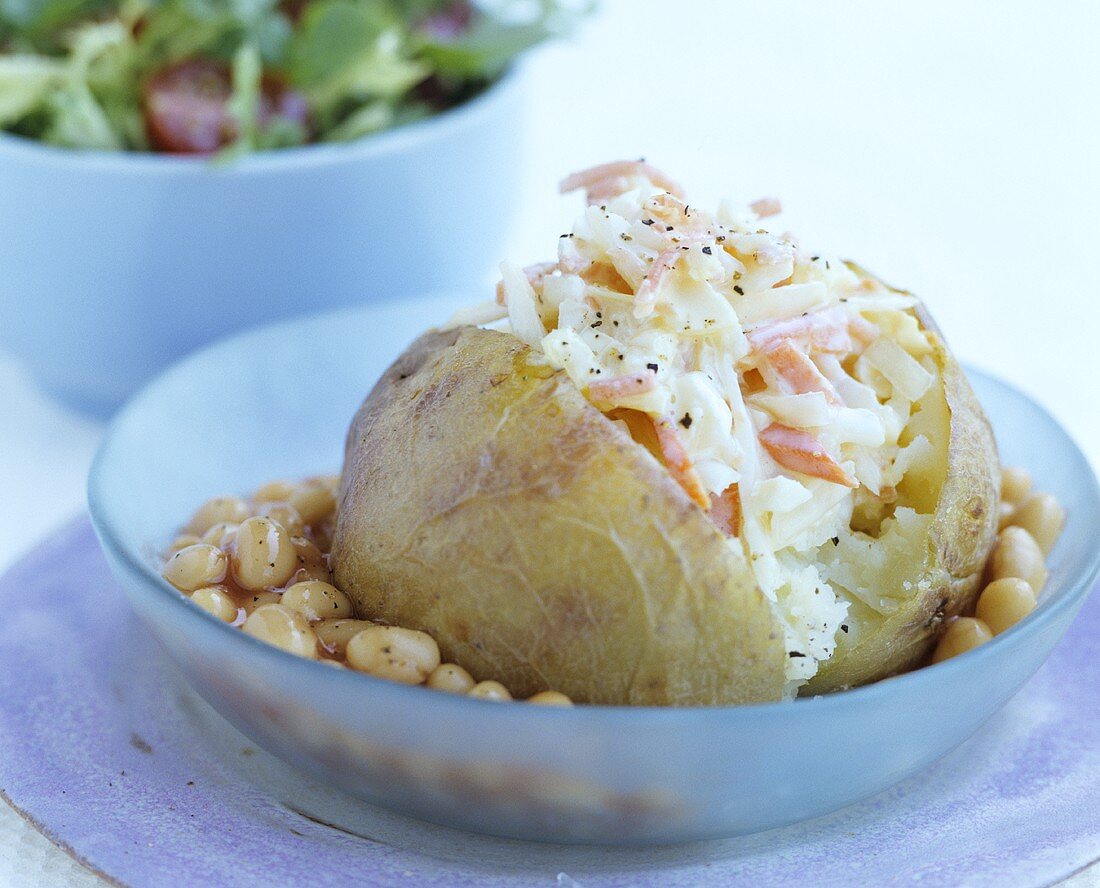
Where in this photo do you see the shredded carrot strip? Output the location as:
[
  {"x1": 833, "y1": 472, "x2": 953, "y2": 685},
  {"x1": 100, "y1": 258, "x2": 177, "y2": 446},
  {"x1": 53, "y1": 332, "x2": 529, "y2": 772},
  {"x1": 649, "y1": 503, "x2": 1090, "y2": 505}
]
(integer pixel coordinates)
[
  {"x1": 632, "y1": 229, "x2": 713, "y2": 318},
  {"x1": 559, "y1": 160, "x2": 685, "y2": 202},
  {"x1": 652, "y1": 419, "x2": 711, "y2": 509},
  {"x1": 707, "y1": 483, "x2": 742, "y2": 537},
  {"x1": 758, "y1": 423, "x2": 856, "y2": 488},
  {"x1": 763, "y1": 339, "x2": 843, "y2": 406},
  {"x1": 848, "y1": 313, "x2": 881, "y2": 346},
  {"x1": 749, "y1": 197, "x2": 782, "y2": 218},
  {"x1": 746, "y1": 307, "x2": 853, "y2": 355},
  {"x1": 632, "y1": 248, "x2": 681, "y2": 318},
  {"x1": 588, "y1": 373, "x2": 657, "y2": 402}
]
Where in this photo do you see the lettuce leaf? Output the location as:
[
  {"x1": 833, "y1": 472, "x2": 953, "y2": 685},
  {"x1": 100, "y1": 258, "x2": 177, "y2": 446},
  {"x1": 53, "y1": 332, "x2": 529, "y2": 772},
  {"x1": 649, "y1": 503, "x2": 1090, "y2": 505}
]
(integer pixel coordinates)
[
  {"x1": 0, "y1": 0, "x2": 588, "y2": 152},
  {"x1": 0, "y1": 53, "x2": 65, "y2": 123}
]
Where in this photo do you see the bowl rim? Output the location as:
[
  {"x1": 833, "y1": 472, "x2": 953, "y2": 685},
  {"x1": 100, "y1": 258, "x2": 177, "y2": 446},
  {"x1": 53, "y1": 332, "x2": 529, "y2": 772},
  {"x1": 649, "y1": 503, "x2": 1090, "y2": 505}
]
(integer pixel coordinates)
[
  {"x1": 87, "y1": 300, "x2": 1100, "y2": 723},
  {"x1": 0, "y1": 62, "x2": 522, "y2": 175}
]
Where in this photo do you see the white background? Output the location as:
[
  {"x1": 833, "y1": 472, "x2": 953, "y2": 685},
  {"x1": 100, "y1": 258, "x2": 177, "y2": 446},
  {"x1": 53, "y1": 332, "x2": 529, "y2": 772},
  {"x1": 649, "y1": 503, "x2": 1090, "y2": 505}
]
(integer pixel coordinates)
[{"x1": 1, "y1": 0, "x2": 1097, "y2": 883}]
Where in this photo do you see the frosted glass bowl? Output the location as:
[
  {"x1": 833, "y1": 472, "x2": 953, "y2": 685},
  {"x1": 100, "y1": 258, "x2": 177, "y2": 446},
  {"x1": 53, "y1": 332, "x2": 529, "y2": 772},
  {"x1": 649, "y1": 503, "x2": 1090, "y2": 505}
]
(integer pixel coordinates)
[{"x1": 88, "y1": 294, "x2": 1100, "y2": 844}]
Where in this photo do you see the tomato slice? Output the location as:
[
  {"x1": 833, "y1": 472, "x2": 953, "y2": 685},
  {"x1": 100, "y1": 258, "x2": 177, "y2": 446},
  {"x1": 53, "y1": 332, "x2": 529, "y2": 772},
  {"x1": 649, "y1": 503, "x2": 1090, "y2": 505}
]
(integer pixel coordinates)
[
  {"x1": 418, "y1": 0, "x2": 473, "y2": 40},
  {"x1": 143, "y1": 60, "x2": 233, "y2": 154},
  {"x1": 278, "y1": 0, "x2": 309, "y2": 23},
  {"x1": 143, "y1": 59, "x2": 309, "y2": 154}
]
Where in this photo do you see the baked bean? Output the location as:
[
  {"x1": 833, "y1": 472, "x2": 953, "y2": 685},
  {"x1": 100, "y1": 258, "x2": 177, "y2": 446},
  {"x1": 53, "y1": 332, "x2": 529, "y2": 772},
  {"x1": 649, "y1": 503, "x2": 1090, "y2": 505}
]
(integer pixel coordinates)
[
  {"x1": 162, "y1": 544, "x2": 227, "y2": 592},
  {"x1": 427, "y1": 663, "x2": 475, "y2": 694},
  {"x1": 310, "y1": 474, "x2": 340, "y2": 493},
  {"x1": 189, "y1": 586, "x2": 237, "y2": 622},
  {"x1": 988, "y1": 526, "x2": 1048, "y2": 591},
  {"x1": 527, "y1": 690, "x2": 573, "y2": 706},
  {"x1": 1011, "y1": 492, "x2": 1065, "y2": 556},
  {"x1": 315, "y1": 619, "x2": 373, "y2": 657},
  {"x1": 932, "y1": 616, "x2": 992, "y2": 663},
  {"x1": 234, "y1": 516, "x2": 298, "y2": 590},
  {"x1": 976, "y1": 577, "x2": 1036, "y2": 635},
  {"x1": 186, "y1": 496, "x2": 250, "y2": 535},
  {"x1": 345, "y1": 626, "x2": 440, "y2": 684},
  {"x1": 468, "y1": 681, "x2": 512, "y2": 701},
  {"x1": 997, "y1": 501, "x2": 1015, "y2": 531},
  {"x1": 1000, "y1": 467, "x2": 1033, "y2": 506},
  {"x1": 242, "y1": 590, "x2": 281, "y2": 613},
  {"x1": 201, "y1": 521, "x2": 238, "y2": 549},
  {"x1": 281, "y1": 581, "x2": 354, "y2": 622},
  {"x1": 253, "y1": 480, "x2": 297, "y2": 503},
  {"x1": 255, "y1": 502, "x2": 305, "y2": 536},
  {"x1": 290, "y1": 536, "x2": 330, "y2": 582},
  {"x1": 167, "y1": 534, "x2": 202, "y2": 553},
  {"x1": 289, "y1": 483, "x2": 336, "y2": 525},
  {"x1": 243, "y1": 604, "x2": 317, "y2": 658}
]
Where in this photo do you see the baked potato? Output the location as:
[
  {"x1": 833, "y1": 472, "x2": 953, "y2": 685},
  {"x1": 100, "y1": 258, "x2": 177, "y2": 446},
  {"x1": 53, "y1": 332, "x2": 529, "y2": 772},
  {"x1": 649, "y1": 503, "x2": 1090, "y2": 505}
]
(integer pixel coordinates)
[{"x1": 333, "y1": 161, "x2": 999, "y2": 705}]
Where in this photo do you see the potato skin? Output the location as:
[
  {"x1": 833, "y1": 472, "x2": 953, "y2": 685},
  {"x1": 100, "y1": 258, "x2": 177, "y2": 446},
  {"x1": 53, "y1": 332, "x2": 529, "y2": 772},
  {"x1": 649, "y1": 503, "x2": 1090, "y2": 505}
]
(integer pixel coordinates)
[
  {"x1": 333, "y1": 326, "x2": 787, "y2": 706},
  {"x1": 802, "y1": 289, "x2": 1000, "y2": 693}
]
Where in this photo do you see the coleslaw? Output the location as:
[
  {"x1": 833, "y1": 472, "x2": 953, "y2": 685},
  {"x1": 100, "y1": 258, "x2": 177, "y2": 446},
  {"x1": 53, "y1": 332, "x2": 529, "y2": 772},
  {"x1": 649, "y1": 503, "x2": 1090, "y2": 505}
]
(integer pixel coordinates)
[{"x1": 476, "y1": 160, "x2": 944, "y2": 692}]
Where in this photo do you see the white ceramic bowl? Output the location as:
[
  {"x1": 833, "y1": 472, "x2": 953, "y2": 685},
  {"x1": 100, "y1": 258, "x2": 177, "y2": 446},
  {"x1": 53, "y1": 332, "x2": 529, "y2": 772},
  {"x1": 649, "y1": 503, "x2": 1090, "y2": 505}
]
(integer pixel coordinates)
[{"x1": 0, "y1": 69, "x2": 525, "y2": 415}]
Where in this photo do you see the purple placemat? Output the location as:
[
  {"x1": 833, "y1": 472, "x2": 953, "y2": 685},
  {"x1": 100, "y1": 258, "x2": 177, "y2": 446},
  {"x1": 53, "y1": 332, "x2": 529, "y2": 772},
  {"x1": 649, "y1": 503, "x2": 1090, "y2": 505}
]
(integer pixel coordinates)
[{"x1": 0, "y1": 518, "x2": 1098, "y2": 887}]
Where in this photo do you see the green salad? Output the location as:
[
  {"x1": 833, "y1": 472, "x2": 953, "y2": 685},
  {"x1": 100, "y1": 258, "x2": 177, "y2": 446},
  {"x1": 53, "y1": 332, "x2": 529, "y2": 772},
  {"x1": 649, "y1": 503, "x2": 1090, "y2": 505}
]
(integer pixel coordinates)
[{"x1": 0, "y1": 0, "x2": 577, "y2": 154}]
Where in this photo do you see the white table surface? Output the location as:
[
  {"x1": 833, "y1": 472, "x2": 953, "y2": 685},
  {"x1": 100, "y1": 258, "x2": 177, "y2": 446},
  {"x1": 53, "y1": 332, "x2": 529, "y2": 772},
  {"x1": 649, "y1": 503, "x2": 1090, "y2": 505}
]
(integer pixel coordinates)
[{"x1": 1, "y1": 0, "x2": 1097, "y2": 883}]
